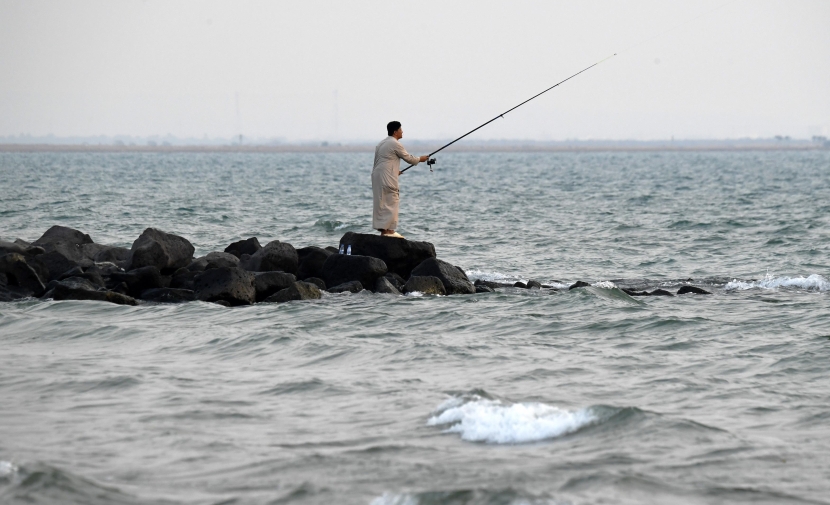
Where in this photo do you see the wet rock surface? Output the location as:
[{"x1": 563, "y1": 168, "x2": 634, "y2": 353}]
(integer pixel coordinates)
[
  {"x1": 194, "y1": 267, "x2": 256, "y2": 306},
  {"x1": 338, "y1": 232, "x2": 436, "y2": 279},
  {"x1": 321, "y1": 254, "x2": 387, "y2": 291},
  {"x1": 410, "y1": 258, "x2": 474, "y2": 295},
  {"x1": 254, "y1": 271, "x2": 297, "y2": 302},
  {"x1": 327, "y1": 280, "x2": 364, "y2": 294},
  {"x1": 129, "y1": 228, "x2": 195, "y2": 273},
  {"x1": 224, "y1": 237, "x2": 262, "y2": 258},
  {"x1": 264, "y1": 281, "x2": 322, "y2": 303},
  {"x1": 242, "y1": 240, "x2": 298, "y2": 275},
  {"x1": 403, "y1": 275, "x2": 447, "y2": 295}
]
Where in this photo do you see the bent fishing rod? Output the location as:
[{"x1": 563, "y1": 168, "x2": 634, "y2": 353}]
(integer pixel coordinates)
[{"x1": 400, "y1": 53, "x2": 616, "y2": 174}]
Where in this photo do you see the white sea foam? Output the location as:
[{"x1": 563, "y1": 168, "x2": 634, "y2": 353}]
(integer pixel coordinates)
[
  {"x1": 724, "y1": 274, "x2": 830, "y2": 292},
  {"x1": 591, "y1": 281, "x2": 617, "y2": 289},
  {"x1": 465, "y1": 269, "x2": 511, "y2": 282},
  {"x1": 404, "y1": 291, "x2": 424, "y2": 297},
  {"x1": 427, "y1": 396, "x2": 597, "y2": 444},
  {"x1": 0, "y1": 460, "x2": 18, "y2": 479}
]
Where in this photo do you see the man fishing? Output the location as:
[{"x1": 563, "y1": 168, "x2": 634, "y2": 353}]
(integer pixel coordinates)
[{"x1": 372, "y1": 121, "x2": 428, "y2": 239}]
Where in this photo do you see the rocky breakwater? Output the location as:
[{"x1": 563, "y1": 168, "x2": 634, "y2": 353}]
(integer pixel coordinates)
[{"x1": 0, "y1": 227, "x2": 477, "y2": 306}]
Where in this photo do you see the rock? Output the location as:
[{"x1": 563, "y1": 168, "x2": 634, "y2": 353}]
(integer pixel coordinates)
[
  {"x1": 194, "y1": 267, "x2": 255, "y2": 306},
  {"x1": 649, "y1": 289, "x2": 674, "y2": 296},
  {"x1": 0, "y1": 240, "x2": 43, "y2": 257},
  {"x1": 30, "y1": 249, "x2": 80, "y2": 281},
  {"x1": 33, "y1": 226, "x2": 93, "y2": 247},
  {"x1": 57, "y1": 267, "x2": 105, "y2": 288},
  {"x1": 569, "y1": 281, "x2": 591, "y2": 290},
  {"x1": 677, "y1": 286, "x2": 712, "y2": 295},
  {"x1": 622, "y1": 289, "x2": 649, "y2": 297},
  {"x1": 410, "y1": 258, "x2": 474, "y2": 295},
  {"x1": 88, "y1": 245, "x2": 131, "y2": 264},
  {"x1": 46, "y1": 281, "x2": 137, "y2": 306},
  {"x1": 321, "y1": 254, "x2": 387, "y2": 291},
  {"x1": 241, "y1": 240, "x2": 298, "y2": 274},
  {"x1": 475, "y1": 285, "x2": 495, "y2": 293},
  {"x1": 129, "y1": 228, "x2": 195, "y2": 273},
  {"x1": 213, "y1": 300, "x2": 232, "y2": 307},
  {"x1": 403, "y1": 275, "x2": 446, "y2": 295},
  {"x1": 110, "y1": 266, "x2": 164, "y2": 297},
  {"x1": 374, "y1": 277, "x2": 401, "y2": 295},
  {"x1": 513, "y1": 281, "x2": 528, "y2": 289},
  {"x1": 384, "y1": 272, "x2": 406, "y2": 291},
  {"x1": 139, "y1": 288, "x2": 196, "y2": 303},
  {"x1": 474, "y1": 279, "x2": 501, "y2": 290},
  {"x1": 224, "y1": 237, "x2": 262, "y2": 258},
  {"x1": 324, "y1": 246, "x2": 339, "y2": 254},
  {"x1": 264, "y1": 281, "x2": 322, "y2": 303},
  {"x1": 254, "y1": 271, "x2": 297, "y2": 301},
  {"x1": 189, "y1": 252, "x2": 240, "y2": 272},
  {"x1": 0, "y1": 253, "x2": 46, "y2": 297},
  {"x1": 170, "y1": 268, "x2": 199, "y2": 291},
  {"x1": 526, "y1": 280, "x2": 543, "y2": 289},
  {"x1": 328, "y1": 280, "x2": 363, "y2": 294},
  {"x1": 296, "y1": 246, "x2": 333, "y2": 280},
  {"x1": 338, "y1": 232, "x2": 436, "y2": 279},
  {"x1": 303, "y1": 277, "x2": 326, "y2": 290}
]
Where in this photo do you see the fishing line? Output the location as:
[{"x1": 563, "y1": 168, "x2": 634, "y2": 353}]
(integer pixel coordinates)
[{"x1": 399, "y1": 0, "x2": 739, "y2": 174}]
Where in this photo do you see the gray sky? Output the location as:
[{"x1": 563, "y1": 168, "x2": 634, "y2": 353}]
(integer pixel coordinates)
[{"x1": 1, "y1": 0, "x2": 828, "y2": 141}]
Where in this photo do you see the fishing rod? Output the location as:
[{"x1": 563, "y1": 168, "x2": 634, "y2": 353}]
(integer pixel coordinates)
[{"x1": 400, "y1": 53, "x2": 616, "y2": 174}]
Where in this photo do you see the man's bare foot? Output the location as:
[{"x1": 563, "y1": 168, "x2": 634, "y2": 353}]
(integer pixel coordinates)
[{"x1": 381, "y1": 231, "x2": 405, "y2": 239}]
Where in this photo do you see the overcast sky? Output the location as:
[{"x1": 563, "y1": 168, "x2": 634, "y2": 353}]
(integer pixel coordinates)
[{"x1": 1, "y1": 0, "x2": 828, "y2": 141}]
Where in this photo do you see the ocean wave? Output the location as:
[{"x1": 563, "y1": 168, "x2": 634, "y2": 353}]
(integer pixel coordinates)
[
  {"x1": 313, "y1": 219, "x2": 355, "y2": 232},
  {"x1": 590, "y1": 281, "x2": 617, "y2": 289},
  {"x1": 465, "y1": 269, "x2": 512, "y2": 283},
  {"x1": 371, "y1": 490, "x2": 564, "y2": 505},
  {"x1": 0, "y1": 460, "x2": 18, "y2": 482},
  {"x1": 724, "y1": 274, "x2": 829, "y2": 292},
  {"x1": 427, "y1": 394, "x2": 598, "y2": 444}
]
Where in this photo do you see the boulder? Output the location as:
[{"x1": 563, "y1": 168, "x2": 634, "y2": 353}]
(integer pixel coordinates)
[
  {"x1": 224, "y1": 237, "x2": 262, "y2": 258},
  {"x1": 410, "y1": 258, "x2": 474, "y2": 295},
  {"x1": 338, "y1": 232, "x2": 436, "y2": 279},
  {"x1": 513, "y1": 281, "x2": 528, "y2": 289},
  {"x1": 140, "y1": 288, "x2": 197, "y2": 303},
  {"x1": 474, "y1": 279, "x2": 501, "y2": 290},
  {"x1": 110, "y1": 266, "x2": 165, "y2": 297},
  {"x1": 296, "y1": 246, "x2": 333, "y2": 280},
  {"x1": 303, "y1": 277, "x2": 326, "y2": 290},
  {"x1": 57, "y1": 267, "x2": 105, "y2": 288},
  {"x1": 526, "y1": 280, "x2": 543, "y2": 289},
  {"x1": 0, "y1": 253, "x2": 46, "y2": 297},
  {"x1": 374, "y1": 277, "x2": 401, "y2": 295},
  {"x1": 264, "y1": 281, "x2": 322, "y2": 303},
  {"x1": 569, "y1": 281, "x2": 591, "y2": 290},
  {"x1": 129, "y1": 228, "x2": 195, "y2": 273},
  {"x1": 254, "y1": 271, "x2": 297, "y2": 301},
  {"x1": 649, "y1": 289, "x2": 674, "y2": 296},
  {"x1": 194, "y1": 267, "x2": 255, "y2": 306},
  {"x1": 385, "y1": 272, "x2": 406, "y2": 291},
  {"x1": 28, "y1": 246, "x2": 83, "y2": 281},
  {"x1": 677, "y1": 286, "x2": 712, "y2": 295},
  {"x1": 403, "y1": 275, "x2": 446, "y2": 296},
  {"x1": 170, "y1": 268, "x2": 199, "y2": 291},
  {"x1": 86, "y1": 244, "x2": 131, "y2": 264},
  {"x1": 241, "y1": 240, "x2": 298, "y2": 274},
  {"x1": 327, "y1": 280, "x2": 363, "y2": 294},
  {"x1": 324, "y1": 246, "x2": 339, "y2": 254},
  {"x1": 46, "y1": 281, "x2": 137, "y2": 306},
  {"x1": 475, "y1": 285, "x2": 495, "y2": 293},
  {"x1": 33, "y1": 226, "x2": 93, "y2": 247},
  {"x1": 321, "y1": 254, "x2": 387, "y2": 291},
  {"x1": 188, "y1": 252, "x2": 240, "y2": 272},
  {"x1": 0, "y1": 240, "x2": 44, "y2": 257}
]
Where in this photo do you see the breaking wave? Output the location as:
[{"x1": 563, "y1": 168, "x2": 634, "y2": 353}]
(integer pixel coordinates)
[
  {"x1": 724, "y1": 274, "x2": 830, "y2": 292},
  {"x1": 426, "y1": 394, "x2": 599, "y2": 444}
]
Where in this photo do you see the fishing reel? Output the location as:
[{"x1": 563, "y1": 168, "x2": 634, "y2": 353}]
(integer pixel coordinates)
[{"x1": 427, "y1": 157, "x2": 436, "y2": 172}]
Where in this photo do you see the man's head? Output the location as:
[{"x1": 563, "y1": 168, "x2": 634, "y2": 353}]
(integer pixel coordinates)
[{"x1": 387, "y1": 121, "x2": 402, "y2": 139}]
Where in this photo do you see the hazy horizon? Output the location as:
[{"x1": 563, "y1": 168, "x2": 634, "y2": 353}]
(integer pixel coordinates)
[{"x1": 2, "y1": 0, "x2": 828, "y2": 142}]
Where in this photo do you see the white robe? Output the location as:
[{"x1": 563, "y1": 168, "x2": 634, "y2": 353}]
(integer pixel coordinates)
[{"x1": 372, "y1": 136, "x2": 420, "y2": 230}]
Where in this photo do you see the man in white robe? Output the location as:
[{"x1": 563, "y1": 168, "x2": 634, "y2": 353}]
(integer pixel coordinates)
[{"x1": 372, "y1": 121, "x2": 428, "y2": 238}]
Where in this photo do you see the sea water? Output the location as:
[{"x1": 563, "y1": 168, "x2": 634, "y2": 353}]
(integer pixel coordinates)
[{"x1": 1, "y1": 150, "x2": 829, "y2": 504}]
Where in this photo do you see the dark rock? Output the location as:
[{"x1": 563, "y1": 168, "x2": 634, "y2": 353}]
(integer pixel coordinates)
[
  {"x1": 338, "y1": 232, "x2": 436, "y2": 279},
  {"x1": 0, "y1": 240, "x2": 36, "y2": 257},
  {"x1": 47, "y1": 282, "x2": 137, "y2": 306},
  {"x1": 328, "y1": 280, "x2": 363, "y2": 294},
  {"x1": 475, "y1": 285, "x2": 495, "y2": 293},
  {"x1": 649, "y1": 289, "x2": 674, "y2": 296},
  {"x1": 264, "y1": 281, "x2": 322, "y2": 303},
  {"x1": 254, "y1": 271, "x2": 297, "y2": 301},
  {"x1": 241, "y1": 240, "x2": 298, "y2": 274},
  {"x1": 321, "y1": 254, "x2": 387, "y2": 290},
  {"x1": 0, "y1": 285, "x2": 17, "y2": 302},
  {"x1": 188, "y1": 252, "x2": 240, "y2": 272},
  {"x1": 140, "y1": 288, "x2": 197, "y2": 303},
  {"x1": 526, "y1": 280, "x2": 543, "y2": 289},
  {"x1": 677, "y1": 286, "x2": 712, "y2": 295},
  {"x1": 569, "y1": 281, "x2": 591, "y2": 290},
  {"x1": 33, "y1": 226, "x2": 93, "y2": 248},
  {"x1": 403, "y1": 275, "x2": 446, "y2": 295},
  {"x1": 224, "y1": 237, "x2": 262, "y2": 258},
  {"x1": 622, "y1": 289, "x2": 649, "y2": 297},
  {"x1": 296, "y1": 246, "x2": 333, "y2": 280},
  {"x1": 170, "y1": 268, "x2": 199, "y2": 291},
  {"x1": 58, "y1": 267, "x2": 105, "y2": 288},
  {"x1": 384, "y1": 272, "x2": 406, "y2": 291},
  {"x1": 324, "y1": 246, "x2": 339, "y2": 254},
  {"x1": 374, "y1": 277, "x2": 401, "y2": 295},
  {"x1": 410, "y1": 258, "x2": 474, "y2": 295},
  {"x1": 213, "y1": 300, "x2": 232, "y2": 307},
  {"x1": 194, "y1": 267, "x2": 255, "y2": 306},
  {"x1": 89, "y1": 245, "x2": 131, "y2": 263},
  {"x1": 0, "y1": 253, "x2": 46, "y2": 297},
  {"x1": 303, "y1": 277, "x2": 326, "y2": 290},
  {"x1": 474, "y1": 279, "x2": 501, "y2": 289},
  {"x1": 110, "y1": 266, "x2": 164, "y2": 297},
  {"x1": 13, "y1": 238, "x2": 30, "y2": 247},
  {"x1": 49, "y1": 276, "x2": 100, "y2": 293},
  {"x1": 29, "y1": 248, "x2": 81, "y2": 282},
  {"x1": 129, "y1": 228, "x2": 195, "y2": 273},
  {"x1": 513, "y1": 281, "x2": 528, "y2": 289}
]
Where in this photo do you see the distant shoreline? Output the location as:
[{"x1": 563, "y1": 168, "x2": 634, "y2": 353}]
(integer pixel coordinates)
[{"x1": 1, "y1": 142, "x2": 828, "y2": 153}]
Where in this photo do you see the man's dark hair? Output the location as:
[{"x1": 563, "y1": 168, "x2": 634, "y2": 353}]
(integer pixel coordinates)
[{"x1": 387, "y1": 121, "x2": 401, "y2": 136}]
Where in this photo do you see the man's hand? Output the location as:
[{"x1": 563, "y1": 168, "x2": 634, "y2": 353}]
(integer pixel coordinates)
[{"x1": 419, "y1": 155, "x2": 429, "y2": 162}]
